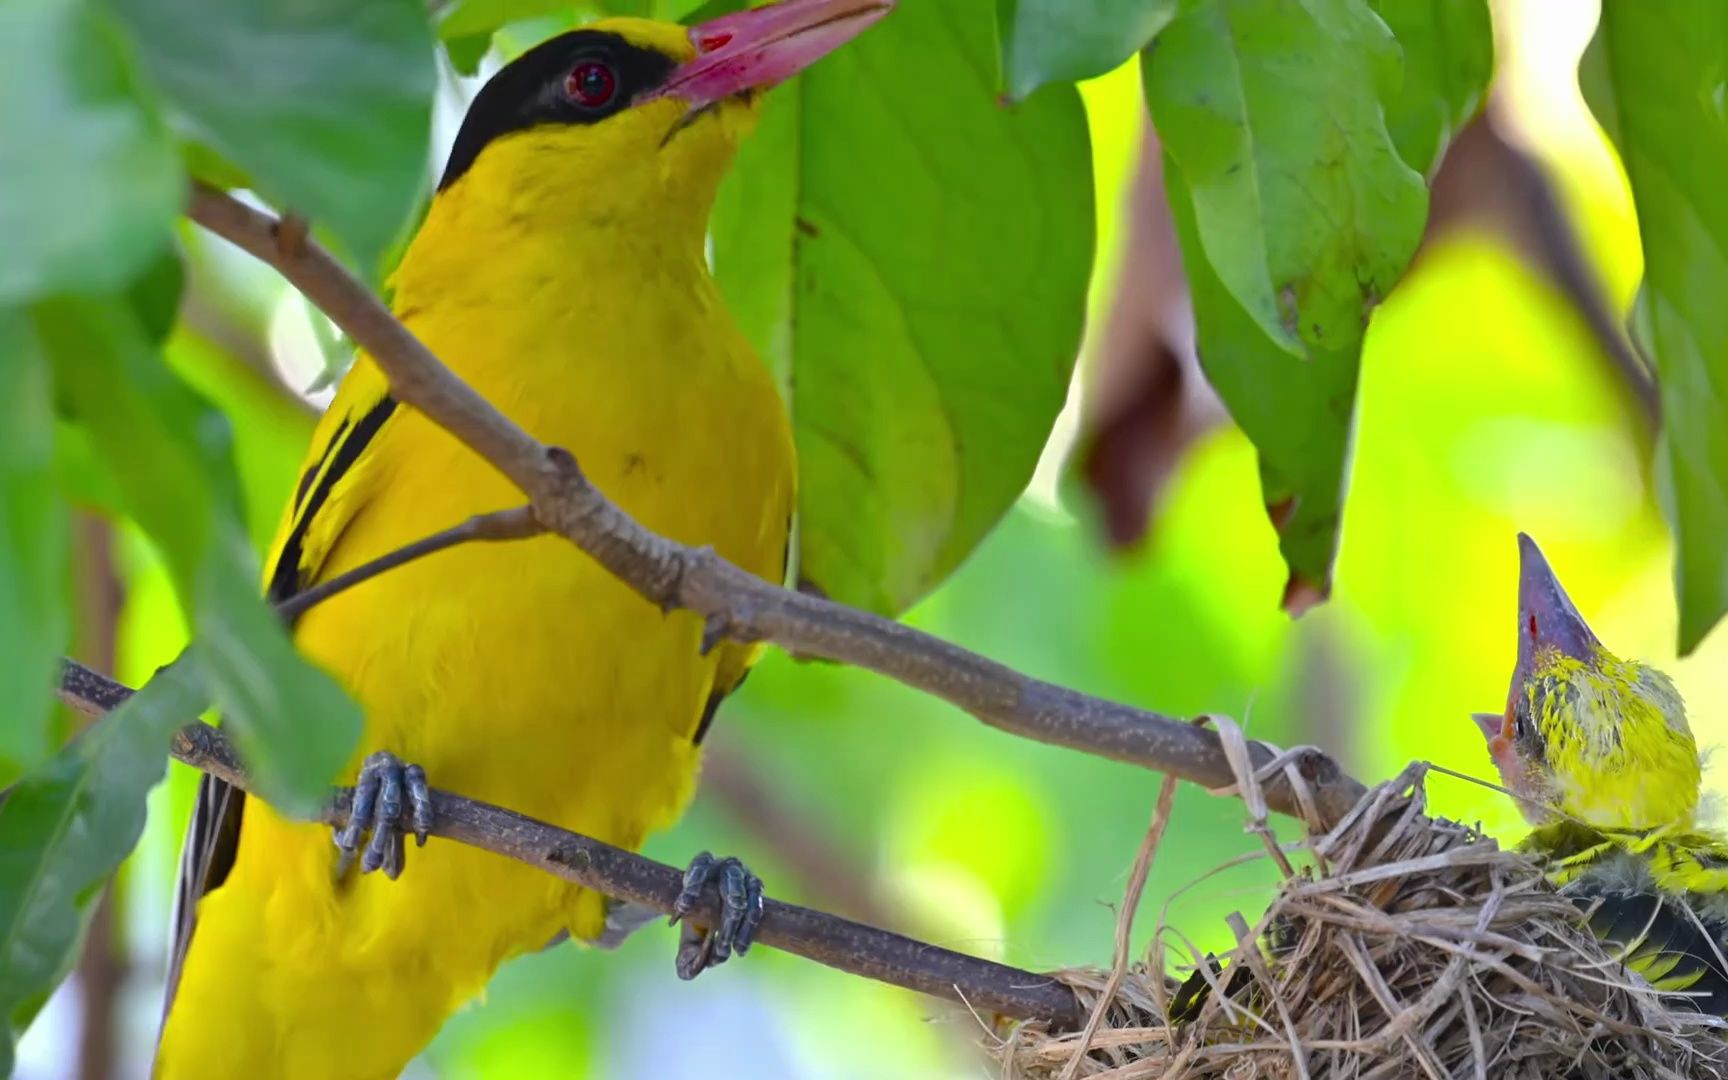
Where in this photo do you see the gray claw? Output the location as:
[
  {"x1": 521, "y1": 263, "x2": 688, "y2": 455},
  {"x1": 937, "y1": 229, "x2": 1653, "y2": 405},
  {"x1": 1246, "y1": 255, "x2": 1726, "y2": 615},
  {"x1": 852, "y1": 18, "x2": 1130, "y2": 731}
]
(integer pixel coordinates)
[
  {"x1": 733, "y1": 871, "x2": 765, "y2": 955},
  {"x1": 405, "y1": 763, "x2": 432, "y2": 846},
  {"x1": 672, "y1": 851, "x2": 719, "y2": 925},
  {"x1": 676, "y1": 921, "x2": 716, "y2": 981},
  {"x1": 669, "y1": 851, "x2": 765, "y2": 979},
  {"x1": 333, "y1": 756, "x2": 383, "y2": 876},
  {"x1": 332, "y1": 750, "x2": 433, "y2": 879}
]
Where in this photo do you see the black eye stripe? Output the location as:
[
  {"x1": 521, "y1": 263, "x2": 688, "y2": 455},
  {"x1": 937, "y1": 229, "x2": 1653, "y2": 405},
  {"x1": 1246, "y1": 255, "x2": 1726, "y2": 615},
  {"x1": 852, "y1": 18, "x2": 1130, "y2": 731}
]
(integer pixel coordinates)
[{"x1": 439, "y1": 30, "x2": 679, "y2": 191}]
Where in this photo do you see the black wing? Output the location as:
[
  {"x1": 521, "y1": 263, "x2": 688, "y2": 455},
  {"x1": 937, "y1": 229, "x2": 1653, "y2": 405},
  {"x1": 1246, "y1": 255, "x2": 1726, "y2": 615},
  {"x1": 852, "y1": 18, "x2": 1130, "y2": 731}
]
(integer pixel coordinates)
[
  {"x1": 1572, "y1": 884, "x2": 1728, "y2": 1015},
  {"x1": 160, "y1": 392, "x2": 399, "y2": 1023}
]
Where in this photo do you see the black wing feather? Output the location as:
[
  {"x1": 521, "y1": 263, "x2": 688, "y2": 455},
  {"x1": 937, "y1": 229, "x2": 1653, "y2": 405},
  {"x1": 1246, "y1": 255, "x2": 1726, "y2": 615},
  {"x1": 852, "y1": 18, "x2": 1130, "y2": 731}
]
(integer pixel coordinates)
[
  {"x1": 1571, "y1": 883, "x2": 1728, "y2": 1015},
  {"x1": 160, "y1": 395, "x2": 399, "y2": 1024}
]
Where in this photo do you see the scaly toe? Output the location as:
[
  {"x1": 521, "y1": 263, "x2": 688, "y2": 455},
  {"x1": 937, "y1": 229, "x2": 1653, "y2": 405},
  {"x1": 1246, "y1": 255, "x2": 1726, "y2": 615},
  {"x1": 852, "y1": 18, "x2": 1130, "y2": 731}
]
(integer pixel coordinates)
[
  {"x1": 669, "y1": 852, "x2": 765, "y2": 979},
  {"x1": 332, "y1": 750, "x2": 430, "y2": 879}
]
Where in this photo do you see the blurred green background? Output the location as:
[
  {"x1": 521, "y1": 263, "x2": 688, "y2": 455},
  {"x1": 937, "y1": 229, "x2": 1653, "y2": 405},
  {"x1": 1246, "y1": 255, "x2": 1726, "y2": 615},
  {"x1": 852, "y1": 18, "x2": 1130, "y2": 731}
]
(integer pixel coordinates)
[{"x1": 19, "y1": 1, "x2": 1727, "y2": 1076}]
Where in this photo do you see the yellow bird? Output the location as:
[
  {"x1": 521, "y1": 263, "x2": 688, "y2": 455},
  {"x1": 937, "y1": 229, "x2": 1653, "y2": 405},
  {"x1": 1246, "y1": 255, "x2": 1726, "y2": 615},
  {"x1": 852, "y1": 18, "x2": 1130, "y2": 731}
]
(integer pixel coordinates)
[
  {"x1": 1523, "y1": 819, "x2": 1728, "y2": 1013},
  {"x1": 1473, "y1": 533, "x2": 1728, "y2": 1013},
  {"x1": 1473, "y1": 532, "x2": 1698, "y2": 830},
  {"x1": 154, "y1": 3, "x2": 887, "y2": 1075}
]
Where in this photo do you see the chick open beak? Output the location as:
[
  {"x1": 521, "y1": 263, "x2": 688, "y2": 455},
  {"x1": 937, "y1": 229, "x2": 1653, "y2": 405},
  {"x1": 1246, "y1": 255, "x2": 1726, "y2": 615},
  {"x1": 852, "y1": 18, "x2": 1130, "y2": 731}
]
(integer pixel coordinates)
[
  {"x1": 651, "y1": 0, "x2": 893, "y2": 109},
  {"x1": 1515, "y1": 532, "x2": 1602, "y2": 672},
  {"x1": 1471, "y1": 711, "x2": 1509, "y2": 747}
]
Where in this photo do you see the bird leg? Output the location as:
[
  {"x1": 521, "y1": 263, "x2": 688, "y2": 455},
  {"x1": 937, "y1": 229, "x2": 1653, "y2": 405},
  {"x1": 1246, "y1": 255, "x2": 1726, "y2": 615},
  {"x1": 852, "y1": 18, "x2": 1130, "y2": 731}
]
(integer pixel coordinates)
[
  {"x1": 594, "y1": 901, "x2": 660, "y2": 950},
  {"x1": 670, "y1": 852, "x2": 765, "y2": 980},
  {"x1": 332, "y1": 749, "x2": 434, "y2": 880}
]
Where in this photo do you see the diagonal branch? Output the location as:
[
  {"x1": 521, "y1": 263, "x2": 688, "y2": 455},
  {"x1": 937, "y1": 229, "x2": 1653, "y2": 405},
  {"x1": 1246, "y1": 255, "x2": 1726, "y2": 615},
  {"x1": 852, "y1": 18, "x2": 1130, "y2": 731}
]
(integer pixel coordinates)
[
  {"x1": 55, "y1": 658, "x2": 1085, "y2": 1027},
  {"x1": 275, "y1": 505, "x2": 541, "y2": 621},
  {"x1": 183, "y1": 182, "x2": 1368, "y2": 832}
]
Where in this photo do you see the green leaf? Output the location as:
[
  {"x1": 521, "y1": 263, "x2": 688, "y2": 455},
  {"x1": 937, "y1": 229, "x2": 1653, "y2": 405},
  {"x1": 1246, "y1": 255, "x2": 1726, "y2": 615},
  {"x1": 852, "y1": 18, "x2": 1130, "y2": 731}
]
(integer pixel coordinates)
[
  {"x1": 1368, "y1": 0, "x2": 1494, "y2": 178},
  {"x1": 1581, "y1": 3, "x2": 1728, "y2": 653},
  {"x1": 180, "y1": 139, "x2": 253, "y2": 193},
  {"x1": 445, "y1": 31, "x2": 494, "y2": 76},
  {"x1": 713, "y1": 0, "x2": 1094, "y2": 615},
  {"x1": 438, "y1": 0, "x2": 575, "y2": 39},
  {"x1": 0, "y1": 0, "x2": 181, "y2": 303},
  {"x1": 106, "y1": 0, "x2": 436, "y2": 271},
  {"x1": 998, "y1": 0, "x2": 1180, "y2": 100},
  {"x1": 0, "y1": 656, "x2": 206, "y2": 1073},
  {"x1": 36, "y1": 295, "x2": 360, "y2": 810},
  {"x1": 0, "y1": 311, "x2": 69, "y2": 780},
  {"x1": 1143, "y1": 0, "x2": 1427, "y2": 604}
]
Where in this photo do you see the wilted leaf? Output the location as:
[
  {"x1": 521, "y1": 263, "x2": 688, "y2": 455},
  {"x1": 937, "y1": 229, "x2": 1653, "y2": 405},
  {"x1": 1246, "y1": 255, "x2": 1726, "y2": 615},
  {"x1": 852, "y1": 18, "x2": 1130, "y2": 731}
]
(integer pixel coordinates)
[
  {"x1": 713, "y1": 0, "x2": 1094, "y2": 614},
  {"x1": 1143, "y1": 0, "x2": 1427, "y2": 605},
  {"x1": 1582, "y1": 2, "x2": 1728, "y2": 653}
]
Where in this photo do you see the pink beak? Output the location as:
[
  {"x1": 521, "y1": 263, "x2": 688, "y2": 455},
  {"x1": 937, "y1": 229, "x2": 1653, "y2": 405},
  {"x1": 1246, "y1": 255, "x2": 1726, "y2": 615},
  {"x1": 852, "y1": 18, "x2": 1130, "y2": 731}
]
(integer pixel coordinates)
[{"x1": 650, "y1": 0, "x2": 893, "y2": 109}]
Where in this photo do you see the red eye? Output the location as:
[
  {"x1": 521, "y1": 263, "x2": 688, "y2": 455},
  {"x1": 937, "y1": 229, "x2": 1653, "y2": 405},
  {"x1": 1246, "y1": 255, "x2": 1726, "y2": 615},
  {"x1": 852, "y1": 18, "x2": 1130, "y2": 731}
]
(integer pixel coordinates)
[{"x1": 566, "y1": 62, "x2": 616, "y2": 108}]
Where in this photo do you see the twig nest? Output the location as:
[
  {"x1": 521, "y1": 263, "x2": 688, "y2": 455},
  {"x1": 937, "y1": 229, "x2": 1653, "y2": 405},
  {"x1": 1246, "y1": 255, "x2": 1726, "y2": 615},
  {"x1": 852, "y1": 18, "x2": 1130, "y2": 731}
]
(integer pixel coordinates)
[{"x1": 991, "y1": 767, "x2": 1728, "y2": 1079}]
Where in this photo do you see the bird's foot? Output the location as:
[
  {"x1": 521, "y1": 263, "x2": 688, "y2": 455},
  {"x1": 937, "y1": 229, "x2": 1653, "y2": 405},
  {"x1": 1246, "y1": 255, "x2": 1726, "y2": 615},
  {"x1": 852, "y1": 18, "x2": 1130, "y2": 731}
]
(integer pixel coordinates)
[
  {"x1": 332, "y1": 750, "x2": 434, "y2": 880},
  {"x1": 669, "y1": 851, "x2": 764, "y2": 980}
]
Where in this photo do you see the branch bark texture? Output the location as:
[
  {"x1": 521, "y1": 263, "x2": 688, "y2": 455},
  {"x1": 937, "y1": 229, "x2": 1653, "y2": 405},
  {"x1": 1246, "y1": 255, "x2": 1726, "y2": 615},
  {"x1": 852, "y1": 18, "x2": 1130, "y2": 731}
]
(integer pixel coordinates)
[
  {"x1": 56, "y1": 660, "x2": 1084, "y2": 1027},
  {"x1": 184, "y1": 183, "x2": 1369, "y2": 833}
]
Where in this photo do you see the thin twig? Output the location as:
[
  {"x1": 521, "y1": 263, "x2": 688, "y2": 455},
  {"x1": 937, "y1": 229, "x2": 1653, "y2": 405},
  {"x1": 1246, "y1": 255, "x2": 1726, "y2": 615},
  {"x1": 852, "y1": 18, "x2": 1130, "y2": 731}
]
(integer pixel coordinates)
[
  {"x1": 275, "y1": 505, "x2": 542, "y2": 621},
  {"x1": 1059, "y1": 772, "x2": 1179, "y2": 1079},
  {"x1": 180, "y1": 182, "x2": 1369, "y2": 832},
  {"x1": 54, "y1": 659, "x2": 1085, "y2": 1027}
]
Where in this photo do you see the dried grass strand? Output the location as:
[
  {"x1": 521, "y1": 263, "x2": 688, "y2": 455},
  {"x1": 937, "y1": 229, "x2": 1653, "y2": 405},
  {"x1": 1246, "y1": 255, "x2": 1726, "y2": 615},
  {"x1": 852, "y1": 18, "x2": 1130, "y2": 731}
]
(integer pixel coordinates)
[{"x1": 991, "y1": 755, "x2": 1728, "y2": 1079}]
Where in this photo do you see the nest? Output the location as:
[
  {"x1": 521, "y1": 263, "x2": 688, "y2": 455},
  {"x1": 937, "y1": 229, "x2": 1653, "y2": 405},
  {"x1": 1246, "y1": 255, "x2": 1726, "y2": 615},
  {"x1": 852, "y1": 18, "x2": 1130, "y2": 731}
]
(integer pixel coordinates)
[{"x1": 989, "y1": 740, "x2": 1728, "y2": 1080}]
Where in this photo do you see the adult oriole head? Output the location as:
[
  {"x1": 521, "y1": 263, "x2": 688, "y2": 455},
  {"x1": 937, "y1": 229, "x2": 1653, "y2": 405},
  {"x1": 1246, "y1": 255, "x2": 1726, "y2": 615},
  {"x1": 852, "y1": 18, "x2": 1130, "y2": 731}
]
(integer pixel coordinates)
[{"x1": 432, "y1": 0, "x2": 889, "y2": 238}]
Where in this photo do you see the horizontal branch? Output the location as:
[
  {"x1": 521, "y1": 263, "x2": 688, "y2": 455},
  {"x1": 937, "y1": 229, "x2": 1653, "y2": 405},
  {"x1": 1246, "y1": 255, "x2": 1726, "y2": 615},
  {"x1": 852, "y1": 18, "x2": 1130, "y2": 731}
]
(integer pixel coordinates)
[
  {"x1": 55, "y1": 659, "x2": 1084, "y2": 1027},
  {"x1": 184, "y1": 183, "x2": 1369, "y2": 832}
]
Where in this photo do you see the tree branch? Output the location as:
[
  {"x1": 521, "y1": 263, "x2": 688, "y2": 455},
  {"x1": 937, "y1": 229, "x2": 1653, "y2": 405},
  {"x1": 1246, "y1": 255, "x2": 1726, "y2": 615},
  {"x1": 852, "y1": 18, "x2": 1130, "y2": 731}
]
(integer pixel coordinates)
[
  {"x1": 275, "y1": 505, "x2": 542, "y2": 622},
  {"x1": 54, "y1": 659, "x2": 1084, "y2": 1027},
  {"x1": 183, "y1": 182, "x2": 1368, "y2": 832},
  {"x1": 69, "y1": 515, "x2": 125, "y2": 1080}
]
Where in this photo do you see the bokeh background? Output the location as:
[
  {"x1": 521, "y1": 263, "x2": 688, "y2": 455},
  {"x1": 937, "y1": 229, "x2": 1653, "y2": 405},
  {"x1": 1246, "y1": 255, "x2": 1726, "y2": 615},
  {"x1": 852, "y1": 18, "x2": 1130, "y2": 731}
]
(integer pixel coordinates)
[{"x1": 19, "y1": 0, "x2": 1728, "y2": 1076}]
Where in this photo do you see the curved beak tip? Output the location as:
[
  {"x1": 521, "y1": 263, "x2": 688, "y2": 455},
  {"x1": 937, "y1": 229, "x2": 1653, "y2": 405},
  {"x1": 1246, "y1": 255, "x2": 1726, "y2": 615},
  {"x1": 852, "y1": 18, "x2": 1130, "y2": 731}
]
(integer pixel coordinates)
[{"x1": 1514, "y1": 532, "x2": 1600, "y2": 662}]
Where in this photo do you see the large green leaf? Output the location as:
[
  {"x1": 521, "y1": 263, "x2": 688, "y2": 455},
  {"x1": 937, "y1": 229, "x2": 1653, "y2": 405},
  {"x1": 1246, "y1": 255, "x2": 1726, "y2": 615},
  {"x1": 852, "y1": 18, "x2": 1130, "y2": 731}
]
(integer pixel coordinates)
[
  {"x1": 1369, "y1": 0, "x2": 1494, "y2": 178},
  {"x1": 36, "y1": 295, "x2": 360, "y2": 809},
  {"x1": 998, "y1": 0, "x2": 1180, "y2": 100},
  {"x1": 1143, "y1": 0, "x2": 1426, "y2": 605},
  {"x1": 713, "y1": 0, "x2": 1094, "y2": 615},
  {"x1": 0, "y1": 0, "x2": 181, "y2": 303},
  {"x1": 1582, "y1": 3, "x2": 1728, "y2": 653},
  {"x1": 0, "y1": 312, "x2": 69, "y2": 782},
  {"x1": 106, "y1": 0, "x2": 435, "y2": 271},
  {"x1": 0, "y1": 656, "x2": 206, "y2": 1074}
]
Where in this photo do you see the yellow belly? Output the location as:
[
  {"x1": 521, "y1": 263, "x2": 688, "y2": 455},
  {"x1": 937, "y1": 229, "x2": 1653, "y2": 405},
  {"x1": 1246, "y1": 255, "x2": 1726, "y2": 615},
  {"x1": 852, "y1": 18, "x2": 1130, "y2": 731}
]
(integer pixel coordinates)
[{"x1": 157, "y1": 294, "x2": 792, "y2": 1077}]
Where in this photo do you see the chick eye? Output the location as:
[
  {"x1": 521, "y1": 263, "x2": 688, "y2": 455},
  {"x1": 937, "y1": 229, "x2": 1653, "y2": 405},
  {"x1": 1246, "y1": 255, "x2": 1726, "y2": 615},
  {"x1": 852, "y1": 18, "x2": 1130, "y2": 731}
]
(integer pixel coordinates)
[{"x1": 565, "y1": 62, "x2": 617, "y2": 109}]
